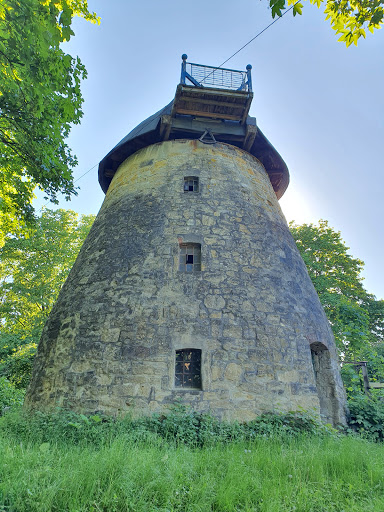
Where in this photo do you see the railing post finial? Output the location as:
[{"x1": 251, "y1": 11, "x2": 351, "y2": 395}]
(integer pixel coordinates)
[
  {"x1": 181, "y1": 54, "x2": 188, "y2": 84},
  {"x1": 246, "y1": 64, "x2": 252, "y2": 93}
]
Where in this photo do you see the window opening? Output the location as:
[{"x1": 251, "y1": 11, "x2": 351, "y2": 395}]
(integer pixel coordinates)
[
  {"x1": 179, "y1": 243, "x2": 201, "y2": 272},
  {"x1": 175, "y1": 349, "x2": 202, "y2": 388},
  {"x1": 184, "y1": 176, "x2": 199, "y2": 193}
]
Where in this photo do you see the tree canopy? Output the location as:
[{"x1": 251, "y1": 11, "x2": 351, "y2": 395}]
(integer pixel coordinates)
[
  {"x1": 290, "y1": 220, "x2": 384, "y2": 358},
  {"x1": 0, "y1": 208, "x2": 94, "y2": 387},
  {"x1": 0, "y1": 0, "x2": 99, "y2": 245},
  {"x1": 270, "y1": 0, "x2": 383, "y2": 46},
  {"x1": 0, "y1": 208, "x2": 94, "y2": 352}
]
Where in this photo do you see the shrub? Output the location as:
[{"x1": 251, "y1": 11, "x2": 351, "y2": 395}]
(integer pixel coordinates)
[
  {"x1": 0, "y1": 405, "x2": 333, "y2": 448},
  {"x1": 347, "y1": 393, "x2": 384, "y2": 442},
  {"x1": 0, "y1": 377, "x2": 24, "y2": 412},
  {"x1": 0, "y1": 342, "x2": 37, "y2": 389}
]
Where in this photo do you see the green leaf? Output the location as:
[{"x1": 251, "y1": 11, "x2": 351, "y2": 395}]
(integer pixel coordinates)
[
  {"x1": 293, "y1": 2, "x2": 303, "y2": 16},
  {"x1": 90, "y1": 414, "x2": 102, "y2": 423},
  {"x1": 270, "y1": 0, "x2": 287, "y2": 18},
  {"x1": 39, "y1": 442, "x2": 50, "y2": 453}
]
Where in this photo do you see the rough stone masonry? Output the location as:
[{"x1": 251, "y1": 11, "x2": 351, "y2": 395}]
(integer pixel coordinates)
[{"x1": 25, "y1": 139, "x2": 347, "y2": 425}]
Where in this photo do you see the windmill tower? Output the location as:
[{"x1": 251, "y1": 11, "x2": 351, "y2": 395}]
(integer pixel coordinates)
[{"x1": 25, "y1": 56, "x2": 347, "y2": 425}]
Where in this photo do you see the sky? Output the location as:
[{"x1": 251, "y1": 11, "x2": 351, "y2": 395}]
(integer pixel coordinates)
[{"x1": 35, "y1": 0, "x2": 384, "y2": 299}]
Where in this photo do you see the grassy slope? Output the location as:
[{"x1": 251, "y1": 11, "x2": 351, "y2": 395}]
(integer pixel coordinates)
[{"x1": 1, "y1": 434, "x2": 384, "y2": 512}]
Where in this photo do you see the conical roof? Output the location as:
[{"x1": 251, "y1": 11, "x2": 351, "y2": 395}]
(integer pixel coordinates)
[{"x1": 98, "y1": 98, "x2": 289, "y2": 199}]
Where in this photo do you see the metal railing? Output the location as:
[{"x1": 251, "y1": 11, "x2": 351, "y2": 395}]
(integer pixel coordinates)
[{"x1": 180, "y1": 54, "x2": 252, "y2": 92}]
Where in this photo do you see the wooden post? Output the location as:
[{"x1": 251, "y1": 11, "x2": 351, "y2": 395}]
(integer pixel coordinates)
[
  {"x1": 159, "y1": 115, "x2": 172, "y2": 141},
  {"x1": 243, "y1": 123, "x2": 257, "y2": 151},
  {"x1": 360, "y1": 363, "x2": 371, "y2": 396}
]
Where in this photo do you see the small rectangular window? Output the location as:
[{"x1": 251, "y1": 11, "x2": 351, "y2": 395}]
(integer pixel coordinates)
[
  {"x1": 179, "y1": 243, "x2": 201, "y2": 272},
  {"x1": 175, "y1": 349, "x2": 202, "y2": 388},
  {"x1": 184, "y1": 176, "x2": 199, "y2": 193}
]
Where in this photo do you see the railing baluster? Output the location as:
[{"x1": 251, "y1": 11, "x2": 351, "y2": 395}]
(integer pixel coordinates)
[{"x1": 180, "y1": 54, "x2": 252, "y2": 92}]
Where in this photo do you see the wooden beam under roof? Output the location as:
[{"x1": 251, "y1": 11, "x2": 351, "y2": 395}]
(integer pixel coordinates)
[
  {"x1": 243, "y1": 124, "x2": 257, "y2": 152},
  {"x1": 172, "y1": 84, "x2": 253, "y2": 124},
  {"x1": 159, "y1": 115, "x2": 172, "y2": 141}
]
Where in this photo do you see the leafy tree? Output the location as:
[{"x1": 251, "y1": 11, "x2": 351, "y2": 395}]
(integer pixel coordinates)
[
  {"x1": 0, "y1": 376, "x2": 24, "y2": 410},
  {"x1": 0, "y1": 209, "x2": 94, "y2": 366},
  {"x1": 0, "y1": 342, "x2": 37, "y2": 389},
  {"x1": 290, "y1": 220, "x2": 384, "y2": 357},
  {"x1": 270, "y1": 0, "x2": 383, "y2": 46},
  {"x1": 0, "y1": 0, "x2": 99, "y2": 245}
]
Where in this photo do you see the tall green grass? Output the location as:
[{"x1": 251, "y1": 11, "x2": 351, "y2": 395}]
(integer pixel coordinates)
[
  {"x1": 1, "y1": 435, "x2": 383, "y2": 511},
  {"x1": 1, "y1": 408, "x2": 383, "y2": 511}
]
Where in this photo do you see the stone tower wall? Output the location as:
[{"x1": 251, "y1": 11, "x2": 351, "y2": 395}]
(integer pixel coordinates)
[{"x1": 25, "y1": 140, "x2": 347, "y2": 425}]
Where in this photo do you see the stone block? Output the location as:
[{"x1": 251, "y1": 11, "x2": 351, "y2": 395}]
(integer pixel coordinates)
[
  {"x1": 224, "y1": 363, "x2": 243, "y2": 382},
  {"x1": 100, "y1": 327, "x2": 121, "y2": 344}
]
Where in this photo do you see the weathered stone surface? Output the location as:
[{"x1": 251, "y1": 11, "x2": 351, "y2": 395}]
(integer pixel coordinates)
[{"x1": 25, "y1": 140, "x2": 347, "y2": 425}]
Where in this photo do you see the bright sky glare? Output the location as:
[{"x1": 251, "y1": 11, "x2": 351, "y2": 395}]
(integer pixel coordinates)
[{"x1": 35, "y1": 0, "x2": 384, "y2": 299}]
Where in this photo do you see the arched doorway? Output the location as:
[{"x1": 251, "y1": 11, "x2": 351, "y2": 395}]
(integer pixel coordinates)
[{"x1": 310, "y1": 342, "x2": 340, "y2": 424}]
